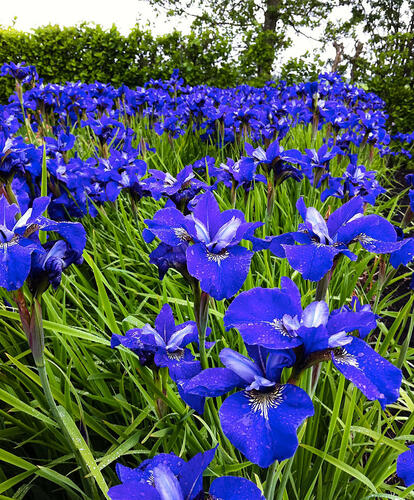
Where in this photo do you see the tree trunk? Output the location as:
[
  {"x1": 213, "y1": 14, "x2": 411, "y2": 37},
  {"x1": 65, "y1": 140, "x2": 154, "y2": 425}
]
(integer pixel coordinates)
[{"x1": 257, "y1": 0, "x2": 281, "y2": 76}]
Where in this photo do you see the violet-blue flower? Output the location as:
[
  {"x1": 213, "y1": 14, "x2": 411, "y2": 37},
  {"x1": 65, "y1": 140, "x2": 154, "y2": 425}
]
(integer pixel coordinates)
[
  {"x1": 264, "y1": 196, "x2": 403, "y2": 281},
  {"x1": 224, "y1": 278, "x2": 402, "y2": 409},
  {"x1": 144, "y1": 191, "x2": 262, "y2": 300},
  {"x1": 108, "y1": 447, "x2": 265, "y2": 499},
  {"x1": 186, "y1": 344, "x2": 314, "y2": 467}
]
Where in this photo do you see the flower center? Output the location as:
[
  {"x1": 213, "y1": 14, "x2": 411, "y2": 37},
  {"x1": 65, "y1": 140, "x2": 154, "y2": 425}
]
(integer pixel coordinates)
[
  {"x1": 206, "y1": 250, "x2": 229, "y2": 262},
  {"x1": 333, "y1": 347, "x2": 359, "y2": 368},
  {"x1": 247, "y1": 385, "x2": 284, "y2": 420},
  {"x1": 167, "y1": 348, "x2": 185, "y2": 361},
  {"x1": 173, "y1": 227, "x2": 192, "y2": 242},
  {"x1": 269, "y1": 318, "x2": 296, "y2": 338}
]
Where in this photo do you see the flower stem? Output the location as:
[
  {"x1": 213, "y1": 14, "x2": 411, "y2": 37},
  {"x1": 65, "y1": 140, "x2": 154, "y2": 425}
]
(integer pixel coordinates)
[
  {"x1": 315, "y1": 269, "x2": 332, "y2": 301},
  {"x1": 264, "y1": 460, "x2": 279, "y2": 499},
  {"x1": 192, "y1": 280, "x2": 210, "y2": 370}
]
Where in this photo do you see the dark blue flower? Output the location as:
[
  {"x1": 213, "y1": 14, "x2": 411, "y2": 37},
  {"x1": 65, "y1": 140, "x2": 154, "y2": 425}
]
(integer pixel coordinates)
[
  {"x1": 0, "y1": 196, "x2": 86, "y2": 291},
  {"x1": 224, "y1": 278, "x2": 401, "y2": 409},
  {"x1": 269, "y1": 196, "x2": 403, "y2": 281},
  {"x1": 28, "y1": 239, "x2": 83, "y2": 295},
  {"x1": 111, "y1": 304, "x2": 206, "y2": 413},
  {"x1": 397, "y1": 445, "x2": 414, "y2": 487},
  {"x1": 144, "y1": 192, "x2": 262, "y2": 299},
  {"x1": 186, "y1": 345, "x2": 314, "y2": 467},
  {"x1": 108, "y1": 446, "x2": 265, "y2": 499}
]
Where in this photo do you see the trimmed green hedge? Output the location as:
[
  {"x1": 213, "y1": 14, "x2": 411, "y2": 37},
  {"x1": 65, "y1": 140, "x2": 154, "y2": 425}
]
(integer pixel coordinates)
[{"x1": 0, "y1": 23, "x2": 241, "y2": 101}]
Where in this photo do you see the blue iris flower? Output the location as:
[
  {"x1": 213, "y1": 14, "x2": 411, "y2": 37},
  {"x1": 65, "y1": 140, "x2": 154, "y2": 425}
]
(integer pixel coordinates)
[
  {"x1": 261, "y1": 196, "x2": 403, "y2": 281},
  {"x1": 28, "y1": 239, "x2": 84, "y2": 295},
  {"x1": 108, "y1": 447, "x2": 265, "y2": 499},
  {"x1": 224, "y1": 277, "x2": 402, "y2": 409},
  {"x1": 244, "y1": 139, "x2": 303, "y2": 184},
  {"x1": 186, "y1": 344, "x2": 314, "y2": 467},
  {"x1": 397, "y1": 445, "x2": 414, "y2": 487},
  {"x1": 321, "y1": 162, "x2": 385, "y2": 205},
  {"x1": 144, "y1": 191, "x2": 262, "y2": 300},
  {"x1": 144, "y1": 164, "x2": 208, "y2": 210},
  {"x1": 111, "y1": 304, "x2": 207, "y2": 413},
  {"x1": 0, "y1": 196, "x2": 86, "y2": 291}
]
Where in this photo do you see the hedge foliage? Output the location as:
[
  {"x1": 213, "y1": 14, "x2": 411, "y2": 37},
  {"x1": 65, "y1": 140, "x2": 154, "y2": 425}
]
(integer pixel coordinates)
[{"x1": 0, "y1": 23, "x2": 242, "y2": 101}]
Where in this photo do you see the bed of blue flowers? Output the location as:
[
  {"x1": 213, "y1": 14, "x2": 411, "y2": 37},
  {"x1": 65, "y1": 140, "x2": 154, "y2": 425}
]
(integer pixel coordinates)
[{"x1": 0, "y1": 61, "x2": 414, "y2": 499}]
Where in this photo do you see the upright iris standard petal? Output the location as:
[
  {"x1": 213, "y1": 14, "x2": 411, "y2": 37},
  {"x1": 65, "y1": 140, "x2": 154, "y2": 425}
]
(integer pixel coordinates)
[
  {"x1": 187, "y1": 243, "x2": 253, "y2": 300},
  {"x1": 326, "y1": 196, "x2": 364, "y2": 236},
  {"x1": 153, "y1": 465, "x2": 184, "y2": 500},
  {"x1": 397, "y1": 445, "x2": 414, "y2": 487},
  {"x1": 219, "y1": 384, "x2": 314, "y2": 467},
  {"x1": 332, "y1": 337, "x2": 402, "y2": 409},
  {"x1": 178, "y1": 447, "x2": 216, "y2": 499},
  {"x1": 209, "y1": 476, "x2": 265, "y2": 499}
]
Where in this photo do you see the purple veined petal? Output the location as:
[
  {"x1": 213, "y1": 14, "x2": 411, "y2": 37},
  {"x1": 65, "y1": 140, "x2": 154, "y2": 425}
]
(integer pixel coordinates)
[
  {"x1": 327, "y1": 196, "x2": 364, "y2": 237},
  {"x1": 152, "y1": 465, "x2": 184, "y2": 500},
  {"x1": 108, "y1": 480, "x2": 161, "y2": 500},
  {"x1": 283, "y1": 243, "x2": 339, "y2": 282},
  {"x1": 186, "y1": 243, "x2": 253, "y2": 300},
  {"x1": 336, "y1": 213, "x2": 397, "y2": 247},
  {"x1": 167, "y1": 324, "x2": 195, "y2": 351},
  {"x1": 396, "y1": 445, "x2": 414, "y2": 487},
  {"x1": 224, "y1": 286, "x2": 303, "y2": 349},
  {"x1": 219, "y1": 384, "x2": 314, "y2": 468},
  {"x1": 332, "y1": 337, "x2": 402, "y2": 409},
  {"x1": 0, "y1": 242, "x2": 39, "y2": 291},
  {"x1": 327, "y1": 310, "x2": 377, "y2": 339},
  {"x1": 154, "y1": 304, "x2": 176, "y2": 344},
  {"x1": 209, "y1": 476, "x2": 265, "y2": 499},
  {"x1": 390, "y1": 238, "x2": 414, "y2": 268},
  {"x1": 179, "y1": 446, "x2": 217, "y2": 499},
  {"x1": 220, "y1": 348, "x2": 263, "y2": 383},
  {"x1": 302, "y1": 301, "x2": 329, "y2": 328},
  {"x1": 145, "y1": 207, "x2": 195, "y2": 247},
  {"x1": 185, "y1": 367, "x2": 245, "y2": 397}
]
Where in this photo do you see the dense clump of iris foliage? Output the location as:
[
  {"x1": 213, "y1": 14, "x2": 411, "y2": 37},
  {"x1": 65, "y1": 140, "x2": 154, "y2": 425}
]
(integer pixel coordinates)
[{"x1": 0, "y1": 62, "x2": 413, "y2": 499}]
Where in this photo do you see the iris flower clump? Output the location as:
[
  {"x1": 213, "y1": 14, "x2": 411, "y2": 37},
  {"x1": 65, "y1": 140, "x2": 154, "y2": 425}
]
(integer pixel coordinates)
[
  {"x1": 108, "y1": 447, "x2": 265, "y2": 499},
  {"x1": 144, "y1": 191, "x2": 261, "y2": 300}
]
